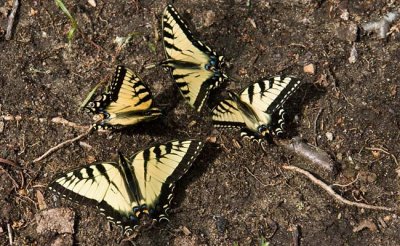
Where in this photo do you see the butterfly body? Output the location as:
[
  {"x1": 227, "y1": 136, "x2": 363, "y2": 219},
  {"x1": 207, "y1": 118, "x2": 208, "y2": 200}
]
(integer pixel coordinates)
[
  {"x1": 48, "y1": 140, "x2": 204, "y2": 233},
  {"x1": 162, "y1": 4, "x2": 227, "y2": 112},
  {"x1": 85, "y1": 66, "x2": 162, "y2": 129},
  {"x1": 212, "y1": 76, "x2": 301, "y2": 140}
]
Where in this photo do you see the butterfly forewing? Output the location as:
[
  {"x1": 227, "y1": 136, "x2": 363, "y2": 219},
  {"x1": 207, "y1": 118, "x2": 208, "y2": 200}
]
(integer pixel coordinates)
[
  {"x1": 48, "y1": 163, "x2": 138, "y2": 228},
  {"x1": 240, "y1": 76, "x2": 301, "y2": 115},
  {"x1": 107, "y1": 67, "x2": 153, "y2": 113},
  {"x1": 162, "y1": 4, "x2": 226, "y2": 112},
  {"x1": 212, "y1": 99, "x2": 247, "y2": 129},
  {"x1": 162, "y1": 5, "x2": 211, "y2": 65},
  {"x1": 85, "y1": 66, "x2": 161, "y2": 129},
  {"x1": 48, "y1": 140, "x2": 204, "y2": 233}
]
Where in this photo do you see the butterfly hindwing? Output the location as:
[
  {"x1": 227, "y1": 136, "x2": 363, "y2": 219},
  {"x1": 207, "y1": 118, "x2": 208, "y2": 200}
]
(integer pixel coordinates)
[
  {"x1": 212, "y1": 76, "x2": 302, "y2": 139},
  {"x1": 162, "y1": 4, "x2": 226, "y2": 112},
  {"x1": 130, "y1": 140, "x2": 204, "y2": 220},
  {"x1": 48, "y1": 140, "x2": 204, "y2": 233},
  {"x1": 85, "y1": 66, "x2": 161, "y2": 129}
]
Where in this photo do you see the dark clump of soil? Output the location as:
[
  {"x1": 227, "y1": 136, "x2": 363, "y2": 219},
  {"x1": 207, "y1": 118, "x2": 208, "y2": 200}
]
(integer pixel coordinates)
[{"x1": 0, "y1": 0, "x2": 399, "y2": 245}]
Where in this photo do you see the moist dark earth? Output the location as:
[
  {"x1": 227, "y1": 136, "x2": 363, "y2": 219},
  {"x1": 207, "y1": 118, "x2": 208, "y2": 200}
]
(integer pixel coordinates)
[{"x1": 1, "y1": 0, "x2": 400, "y2": 245}]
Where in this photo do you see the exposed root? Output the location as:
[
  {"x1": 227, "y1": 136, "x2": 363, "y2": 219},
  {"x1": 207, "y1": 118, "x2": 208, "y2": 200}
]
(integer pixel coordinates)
[
  {"x1": 5, "y1": 0, "x2": 19, "y2": 40},
  {"x1": 365, "y1": 147, "x2": 399, "y2": 166},
  {"x1": 243, "y1": 166, "x2": 279, "y2": 187},
  {"x1": 331, "y1": 173, "x2": 359, "y2": 188},
  {"x1": 33, "y1": 127, "x2": 93, "y2": 163},
  {"x1": 277, "y1": 137, "x2": 336, "y2": 173},
  {"x1": 282, "y1": 165, "x2": 396, "y2": 212}
]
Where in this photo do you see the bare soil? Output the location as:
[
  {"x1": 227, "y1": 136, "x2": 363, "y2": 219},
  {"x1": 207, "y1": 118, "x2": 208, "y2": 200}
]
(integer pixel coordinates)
[{"x1": 1, "y1": 0, "x2": 399, "y2": 245}]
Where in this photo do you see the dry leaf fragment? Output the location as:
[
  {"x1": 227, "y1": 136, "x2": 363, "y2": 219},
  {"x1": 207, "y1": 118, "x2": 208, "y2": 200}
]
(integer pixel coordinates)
[
  {"x1": 36, "y1": 190, "x2": 47, "y2": 210},
  {"x1": 390, "y1": 85, "x2": 397, "y2": 97},
  {"x1": 353, "y1": 219, "x2": 378, "y2": 232},
  {"x1": 181, "y1": 226, "x2": 191, "y2": 236}
]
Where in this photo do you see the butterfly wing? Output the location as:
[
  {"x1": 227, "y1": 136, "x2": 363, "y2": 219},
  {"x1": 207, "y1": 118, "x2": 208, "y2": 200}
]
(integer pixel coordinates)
[
  {"x1": 85, "y1": 66, "x2": 161, "y2": 129},
  {"x1": 48, "y1": 162, "x2": 140, "y2": 231},
  {"x1": 162, "y1": 4, "x2": 226, "y2": 111},
  {"x1": 239, "y1": 76, "x2": 301, "y2": 115},
  {"x1": 130, "y1": 140, "x2": 204, "y2": 221},
  {"x1": 212, "y1": 99, "x2": 247, "y2": 129}
]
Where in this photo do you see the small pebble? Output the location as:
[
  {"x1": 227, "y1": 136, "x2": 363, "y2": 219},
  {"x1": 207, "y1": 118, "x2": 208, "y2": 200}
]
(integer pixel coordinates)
[
  {"x1": 36, "y1": 208, "x2": 75, "y2": 234},
  {"x1": 206, "y1": 136, "x2": 217, "y2": 143},
  {"x1": 0, "y1": 121, "x2": 4, "y2": 133},
  {"x1": 383, "y1": 215, "x2": 392, "y2": 222},
  {"x1": 3, "y1": 115, "x2": 14, "y2": 121},
  {"x1": 203, "y1": 10, "x2": 216, "y2": 27},
  {"x1": 340, "y1": 9, "x2": 350, "y2": 21},
  {"x1": 348, "y1": 44, "x2": 358, "y2": 63},
  {"x1": 335, "y1": 22, "x2": 359, "y2": 42},
  {"x1": 88, "y1": 0, "x2": 96, "y2": 7},
  {"x1": 303, "y1": 64, "x2": 315, "y2": 74},
  {"x1": 325, "y1": 132, "x2": 334, "y2": 141}
]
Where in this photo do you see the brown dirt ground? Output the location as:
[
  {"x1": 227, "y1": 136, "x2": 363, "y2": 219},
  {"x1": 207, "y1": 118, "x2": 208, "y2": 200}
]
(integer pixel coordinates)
[{"x1": 1, "y1": 0, "x2": 400, "y2": 245}]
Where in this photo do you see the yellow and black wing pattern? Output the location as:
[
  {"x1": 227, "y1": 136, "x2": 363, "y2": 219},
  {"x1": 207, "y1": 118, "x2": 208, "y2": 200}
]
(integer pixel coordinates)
[
  {"x1": 239, "y1": 76, "x2": 301, "y2": 115},
  {"x1": 162, "y1": 4, "x2": 227, "y2": 112},
  {"x1": 48, "y1": 140, "x2": 204, "y2": 233},
  {"x1": 85, "y1": 66, "x2": 162, "y2": 129},
  {"x1": 212, "y1": 76, "x2": 301, "y2": 139}
]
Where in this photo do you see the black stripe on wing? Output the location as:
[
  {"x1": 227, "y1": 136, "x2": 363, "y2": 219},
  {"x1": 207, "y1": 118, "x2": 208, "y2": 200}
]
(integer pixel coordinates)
[
  {"x1": 212, "y1": 99, "x2": 247, "y2": 129},
  {"x1": 150, "y1": 140, "x2": 204, "y2": 220},
  {"x1": 163, "y1": 5, "x2": 213, "y2": 56},
  {"x1": 49, "y1": 164, "x2": 106, "y2": 205},
  {"x1": 241, "y1": 76, "x2": 302, "y2": 115}
]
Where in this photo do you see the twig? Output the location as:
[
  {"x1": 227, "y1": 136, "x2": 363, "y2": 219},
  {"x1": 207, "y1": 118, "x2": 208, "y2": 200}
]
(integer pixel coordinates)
[
  {"x1": 5, "y1": 0, "x2": 19, "y2": 40},
  {"x1": 365, "y1": 147, "x2": 399, "y2": 166},
  {"x1": 33, "y1": 127, "x2": 93, "y2": 163},
  {"x1": 51, "y1": 117, "x2": 91, "y2": 130},
  {"x1": 314, "y1": 108, "x2": 324, "y2": 146},
  {"x1": 0, "y1": 158, "x2": 18, "y2": 168},
  {"x1": 0, "y1": 167, "x2": 19, "y2": 189},
  {"x1": 277, "y1": 137, "x2": 336, "y2": 173},
  {"x1": 264, "y1": 219, "x2": 278, "y2": 239},
  {"x1": 7, "y1": 223, "x2": 13, "y2": 245},
  {"x1": 331, "y1": 173, "x2": 359, "y2": 188},
  {"x1": 282, "y1": 165, "x2": 396, "y2": 211},
  {"x1": 244, "y1": 166, "x2": 269, "y2": 187}
]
